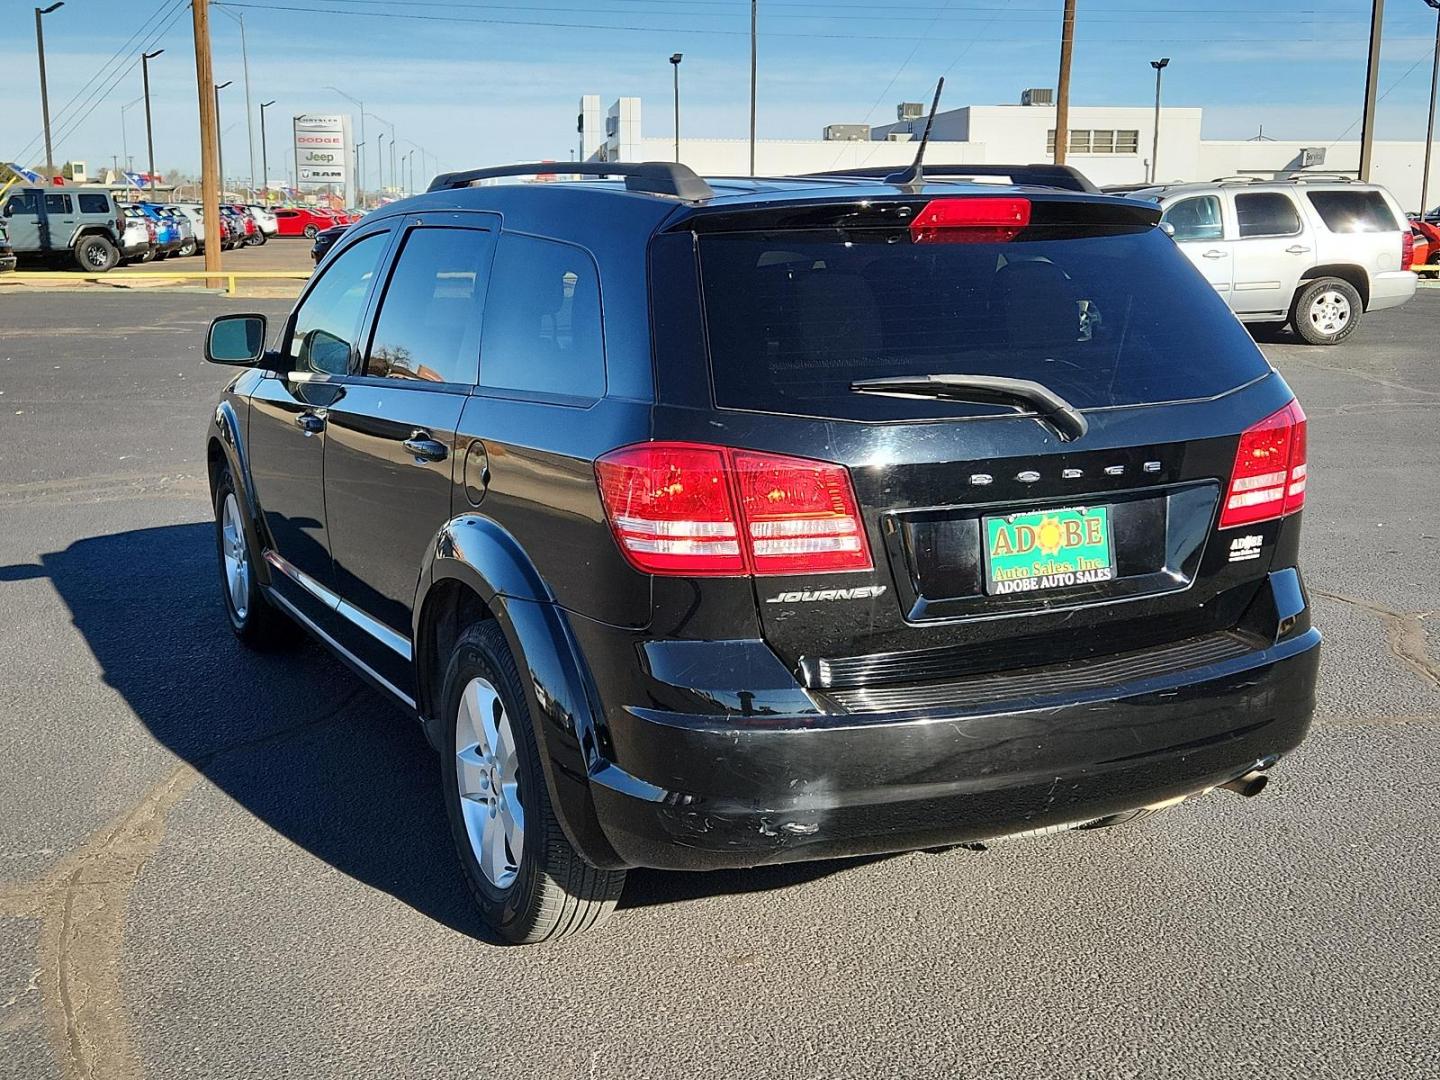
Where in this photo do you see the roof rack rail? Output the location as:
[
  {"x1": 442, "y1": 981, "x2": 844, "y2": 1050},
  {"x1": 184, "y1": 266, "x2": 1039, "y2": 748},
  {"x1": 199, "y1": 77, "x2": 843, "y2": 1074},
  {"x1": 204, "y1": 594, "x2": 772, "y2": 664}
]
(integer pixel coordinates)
[
  {"x1": 426, "y1": 160, "x2": 715, "y2": 200},
  {"x1": 800, "y1": 163, "x2": 1099, "y2": 194}
]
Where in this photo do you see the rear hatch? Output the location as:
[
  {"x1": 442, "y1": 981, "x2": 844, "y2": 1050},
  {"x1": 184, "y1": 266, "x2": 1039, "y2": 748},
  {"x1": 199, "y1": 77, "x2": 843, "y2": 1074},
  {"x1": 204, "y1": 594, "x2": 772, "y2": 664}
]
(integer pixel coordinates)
[{"x1": 652, "y1": 188, "x2": 1302, "y2": 697}]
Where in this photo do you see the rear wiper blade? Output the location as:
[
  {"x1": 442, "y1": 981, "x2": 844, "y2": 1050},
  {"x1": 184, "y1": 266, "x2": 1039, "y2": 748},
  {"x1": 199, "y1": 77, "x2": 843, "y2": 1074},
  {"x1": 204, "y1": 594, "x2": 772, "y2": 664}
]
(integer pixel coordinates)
[{"x1": 849, "y1": 373, "x2": 1088, "y2": 442}]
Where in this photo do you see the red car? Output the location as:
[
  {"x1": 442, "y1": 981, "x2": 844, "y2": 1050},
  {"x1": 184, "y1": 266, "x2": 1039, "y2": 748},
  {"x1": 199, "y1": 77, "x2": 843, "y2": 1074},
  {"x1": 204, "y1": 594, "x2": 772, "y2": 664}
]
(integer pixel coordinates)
[
  {"x1": 272, "y1": 207, "x2": 338, "y2": 239},
  {"x1": 1410, "y1": 219, "x2": 1440, "y2": 268}
]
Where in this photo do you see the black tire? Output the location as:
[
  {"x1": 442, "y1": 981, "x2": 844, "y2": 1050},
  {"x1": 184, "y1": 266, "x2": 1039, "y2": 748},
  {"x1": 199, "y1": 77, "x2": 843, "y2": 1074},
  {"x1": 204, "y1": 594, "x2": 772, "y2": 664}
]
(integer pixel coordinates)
[
  {"x1": 73, "y1": 234, "x2": 119, "y2": 272},
  {"x1": 1290, "y1": 276, "x2": 1362, "y2": 346},
  {"x1": 213, "y1": 468, "x2": 296, "y2": 649},
  {"x1": 178, "y1": 239, "x2": 197, "y2": 257},
  {"x1": 440, "y1": 620, "x2": 625, "y2": 943},
  {"x1": 1428, "y1": 250, "x2": 1440, "y2": 265},
  {"x1": 303, "y1": 223, "x2": 319, "y2": 239},
  {"x1": 247, "y1": 231, "x2": 268, "y2": 246}
]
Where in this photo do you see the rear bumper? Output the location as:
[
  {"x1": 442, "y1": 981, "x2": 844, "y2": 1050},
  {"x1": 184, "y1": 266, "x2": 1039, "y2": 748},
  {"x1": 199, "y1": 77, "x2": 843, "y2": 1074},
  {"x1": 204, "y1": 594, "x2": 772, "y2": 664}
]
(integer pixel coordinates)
[
  {"x1": 1368, "y1": 269, "x2": 1417, "y2": 311},
  {"x1": 589, "y1": 628, "x2": 1320, "y2": 870}
]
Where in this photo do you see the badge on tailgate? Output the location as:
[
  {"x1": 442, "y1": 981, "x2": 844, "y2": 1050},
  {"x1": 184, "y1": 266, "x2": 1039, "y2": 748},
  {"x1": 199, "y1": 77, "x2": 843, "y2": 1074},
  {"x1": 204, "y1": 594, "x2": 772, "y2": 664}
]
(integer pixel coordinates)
[{"x1": 983, "y1": 506, "x2": 1115, "y2": 595}]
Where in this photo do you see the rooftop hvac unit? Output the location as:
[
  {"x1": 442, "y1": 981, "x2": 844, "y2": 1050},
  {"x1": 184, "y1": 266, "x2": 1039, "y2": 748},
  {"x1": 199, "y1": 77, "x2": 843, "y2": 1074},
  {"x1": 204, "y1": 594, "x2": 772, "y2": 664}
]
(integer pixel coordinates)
[
  {"x1": 897, "y1": 102, "x2": 926, "y2": 121},
  {"x1": 1021, "y1": 88, "x2": 1055, "y2": 106},
  {"x1": 824, "y1": 124, "x2": 871, "y2": 142}
]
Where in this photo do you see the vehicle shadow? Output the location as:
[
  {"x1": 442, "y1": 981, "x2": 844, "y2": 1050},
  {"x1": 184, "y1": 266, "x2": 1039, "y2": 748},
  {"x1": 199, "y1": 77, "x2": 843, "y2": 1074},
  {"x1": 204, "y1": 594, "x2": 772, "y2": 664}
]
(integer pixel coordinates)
[{"x1": 10, "y1": 522, "x2": 872, "y2": 937}]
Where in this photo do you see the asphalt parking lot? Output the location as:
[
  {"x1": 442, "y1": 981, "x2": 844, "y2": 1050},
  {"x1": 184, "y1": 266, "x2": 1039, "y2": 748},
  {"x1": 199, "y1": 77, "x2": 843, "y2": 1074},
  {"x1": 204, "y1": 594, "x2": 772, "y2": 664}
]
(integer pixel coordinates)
[{"x1": 1, "y1": 290, "x2": 1437, "y2": 1080}]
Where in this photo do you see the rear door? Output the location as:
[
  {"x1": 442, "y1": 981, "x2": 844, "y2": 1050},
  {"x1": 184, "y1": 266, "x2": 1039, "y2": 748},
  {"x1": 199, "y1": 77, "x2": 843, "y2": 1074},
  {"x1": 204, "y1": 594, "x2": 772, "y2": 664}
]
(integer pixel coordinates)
[
  {"x1": 672, "y1": 196, "x2": 1289, "y2": 687},
  {"x1": 322, "y1": 212, "x2": 496, "y2": 677},
  {"x1": 1161, "y1": 193, "x2": 1233, "y2": 302},
  {"x1": 1227, "y1": 190, "x2": 1309, "y2": 316},
  {"x1": 43, "y1": 192, "x2": 76, "y2": 250}
]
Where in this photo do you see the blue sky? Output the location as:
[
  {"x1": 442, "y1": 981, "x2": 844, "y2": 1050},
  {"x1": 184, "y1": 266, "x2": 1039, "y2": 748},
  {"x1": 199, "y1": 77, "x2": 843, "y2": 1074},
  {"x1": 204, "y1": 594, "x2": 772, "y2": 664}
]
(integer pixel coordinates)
[{"x1": 3, "y1": 0, "x2": 1440, "y2": 183}]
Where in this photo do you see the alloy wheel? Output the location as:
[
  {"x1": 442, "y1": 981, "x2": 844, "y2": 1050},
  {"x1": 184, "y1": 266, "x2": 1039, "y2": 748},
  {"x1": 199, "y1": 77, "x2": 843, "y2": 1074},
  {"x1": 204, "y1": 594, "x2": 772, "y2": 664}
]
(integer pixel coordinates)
[
  {"x1": 1307, "y1": 289, "x2": 1351, "y2": 337},
  {"x1": 220, "y1": 492, "x2": 250, "y2": 621},
  {"x1": 454, "y1": 676, "x2": 525, "y2": 889}
]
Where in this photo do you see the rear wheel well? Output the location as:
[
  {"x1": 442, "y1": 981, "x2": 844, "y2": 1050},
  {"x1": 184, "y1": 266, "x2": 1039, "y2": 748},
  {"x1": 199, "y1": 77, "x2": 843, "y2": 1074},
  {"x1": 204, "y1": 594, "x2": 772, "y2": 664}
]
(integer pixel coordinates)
[
  {"x1": 416, "y1": 578, "x2": 495, "y2": 740},
  {"x1": 1297, "y1": 264, "x2": 1369, "y2": 309}
]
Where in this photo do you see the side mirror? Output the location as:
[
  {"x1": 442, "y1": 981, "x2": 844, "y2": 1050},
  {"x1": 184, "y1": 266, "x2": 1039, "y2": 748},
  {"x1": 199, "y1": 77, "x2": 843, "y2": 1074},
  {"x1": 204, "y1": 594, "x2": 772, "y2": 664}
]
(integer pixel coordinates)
[
  {"x1": 206, "y1": 313, "x2": 268, "y2": 366},
  {"x1": 1158, "y1": 221, "x2": 1176, "y2": 238}
]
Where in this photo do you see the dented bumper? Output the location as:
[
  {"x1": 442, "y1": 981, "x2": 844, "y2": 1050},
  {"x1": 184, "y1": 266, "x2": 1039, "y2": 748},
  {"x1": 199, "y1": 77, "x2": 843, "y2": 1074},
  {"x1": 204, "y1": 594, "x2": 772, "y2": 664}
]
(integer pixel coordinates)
[{"x1": 587, "y1": 627, "x2": 1320, "y2": 871}]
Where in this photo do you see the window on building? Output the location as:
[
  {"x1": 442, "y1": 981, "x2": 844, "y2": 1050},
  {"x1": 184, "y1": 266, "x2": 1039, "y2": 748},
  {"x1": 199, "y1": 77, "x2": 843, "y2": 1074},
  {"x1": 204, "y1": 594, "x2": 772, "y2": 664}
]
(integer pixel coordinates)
[
  {"x1": 480, "y1": 234, "x2": 605, "y2": 401},
  {"x1": 365, "y1": 227, "x2": 493, "y2": 385},
  {"x1": 1068, "y1": 130, "x2": 1091, "y2": 154},
  {"x1": 1047, "y1": 128, "x2": 1142, "y2": 155},
  {"x1": 1046, "y1": 129, "x2": 1056, "y2": 155},
  {"x1": 1116, "y1": 130, "x2": 1140, "y2": 154},
  {"x1": 1234, "y1": 192, "x2": 1303, "y2": 238},
  {"x1": 1091, "y1": 129, "x2": 1115, "y2": 154}
]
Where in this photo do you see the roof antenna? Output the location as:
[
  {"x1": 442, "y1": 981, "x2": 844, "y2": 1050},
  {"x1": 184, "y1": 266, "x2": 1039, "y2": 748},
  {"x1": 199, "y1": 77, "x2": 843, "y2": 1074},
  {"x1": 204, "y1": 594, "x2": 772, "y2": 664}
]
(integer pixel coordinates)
[{"x1": 885, "y1": 76, "x2": 945, "y2": 191}]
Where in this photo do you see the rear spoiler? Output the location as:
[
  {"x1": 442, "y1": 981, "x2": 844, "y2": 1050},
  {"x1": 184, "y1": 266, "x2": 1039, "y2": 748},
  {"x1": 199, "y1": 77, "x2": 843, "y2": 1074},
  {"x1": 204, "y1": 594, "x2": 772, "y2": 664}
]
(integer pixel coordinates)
[{"x1": 801, "y1": 163, "x2": 1100, "y2": 194}]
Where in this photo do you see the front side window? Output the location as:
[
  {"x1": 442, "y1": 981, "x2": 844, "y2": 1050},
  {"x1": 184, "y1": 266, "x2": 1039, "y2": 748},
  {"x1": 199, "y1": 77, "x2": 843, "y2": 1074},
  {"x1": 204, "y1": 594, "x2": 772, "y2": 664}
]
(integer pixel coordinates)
[
  {"x1": 5, "y1": 193, "x2": 38, "y2": 216},
  {"x1": 365, "y1": 227, "x2": 492, "y2": 384},
  {"x1": 1162, "y1": 196, "x2": 1224, "y2": 242},
  {"x1": 479, "y1": 234, "x2": 604, "y2": 400},
  {"x1": 1235, "y1": 192, "x2": 1302, "y2": 238},
  {"x1": 289, "y1": 231, "x2": 389, "y2": 375},
  {"x1": 77, "y1": 193, "x2": 109, "y2": 214}
]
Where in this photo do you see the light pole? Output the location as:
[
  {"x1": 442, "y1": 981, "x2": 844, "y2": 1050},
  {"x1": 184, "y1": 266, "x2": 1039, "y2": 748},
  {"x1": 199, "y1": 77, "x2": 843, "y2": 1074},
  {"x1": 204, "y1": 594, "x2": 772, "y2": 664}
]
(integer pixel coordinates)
[
  {"x1": 670, "y1": 53, "x2": 683, "y2": 162},
  {"x1": 1422, "y1": 0, "x2": 1440, "y2": 219},
  {"x1": 749, "y1": 0, "x2": 757, "y2": 174},
  {"x1": 377, "y1": 132, "x2": 386, "y2": 195},
  {"x1": 217, "y1": 7, "x2": 256, "y2": 197},
  {"x1": 141, "y1": 49, "x2": 163, "y2": 194},
  {"x1": 215, "y1": 81, "x2": 232, "y2": 196},
  {"x1": 1149, "y1": 57, "x2": 1170, "y2": 184},
  {"x1": 120, "y1": 95, "x2": 144, "y2": 179},
  {"x1": 260, "y1": 99, "x2": 276, "y2": 199},
  {"x1": 408, "y1": 149, "x2": 416, "y2": 195},
  {"x1": 325, "y1": 86, "x2": 365, "y2": 206},
  {"x1": 35, "y1": 3, "x2": 64, "y2": 179}
]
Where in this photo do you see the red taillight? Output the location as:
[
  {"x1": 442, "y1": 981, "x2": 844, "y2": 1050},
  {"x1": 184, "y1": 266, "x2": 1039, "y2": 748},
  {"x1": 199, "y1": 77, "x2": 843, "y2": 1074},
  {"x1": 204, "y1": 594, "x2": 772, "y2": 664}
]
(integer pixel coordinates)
[
  {"x1": 1219, "y1": 401, "x2": 1307, "y2": 529},
  {"x1": 910, "y1": 197, "x2": 1031, "y2": 244},
  {"x1": 595, "y1": 443, "x2": 872, "y2": 577},
  {"x1": 1403, "y1": 228, "x2": 1416, "y2": 269}
]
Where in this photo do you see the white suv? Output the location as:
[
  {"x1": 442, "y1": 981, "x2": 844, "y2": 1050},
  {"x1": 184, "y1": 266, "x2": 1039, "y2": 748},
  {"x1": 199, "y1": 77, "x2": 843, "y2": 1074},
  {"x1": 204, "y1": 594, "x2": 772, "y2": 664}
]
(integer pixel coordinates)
[{"x1": 1138, "y1": 178, "x2": 1416, "y2": 344}]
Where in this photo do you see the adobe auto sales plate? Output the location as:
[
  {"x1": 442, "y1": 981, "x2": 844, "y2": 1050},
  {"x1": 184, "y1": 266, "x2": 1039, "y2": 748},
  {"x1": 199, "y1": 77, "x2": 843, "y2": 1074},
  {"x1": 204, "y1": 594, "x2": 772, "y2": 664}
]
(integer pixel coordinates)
[{"x1": 983, "y1": 505, "x2": 1115, "y2": 595}]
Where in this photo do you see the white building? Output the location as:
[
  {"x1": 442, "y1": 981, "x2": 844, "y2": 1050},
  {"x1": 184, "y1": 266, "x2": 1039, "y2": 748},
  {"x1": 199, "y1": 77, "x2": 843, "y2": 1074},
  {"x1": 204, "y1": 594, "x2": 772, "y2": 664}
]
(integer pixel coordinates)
[{"x1": 578, "y1": 91, "x2": 1440, "y2": 211}]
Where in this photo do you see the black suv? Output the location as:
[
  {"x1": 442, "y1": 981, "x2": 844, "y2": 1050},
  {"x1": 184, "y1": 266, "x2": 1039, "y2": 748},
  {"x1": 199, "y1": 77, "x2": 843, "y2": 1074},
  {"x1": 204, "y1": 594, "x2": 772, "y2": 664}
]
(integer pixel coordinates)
[{"x1": 204, "y1": 162, "x2": 1321, "y2": 943}]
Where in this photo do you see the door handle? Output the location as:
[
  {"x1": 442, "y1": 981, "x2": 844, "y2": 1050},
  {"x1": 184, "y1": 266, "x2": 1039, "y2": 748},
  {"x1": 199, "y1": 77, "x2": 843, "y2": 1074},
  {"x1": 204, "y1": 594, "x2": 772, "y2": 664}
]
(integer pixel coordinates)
[
  {"x1": 402, "y1": 432, "x2": 448, "y2": 463},
  {"x1": 296, "y1": 411, "x2": 325, "y2": 436},
  {"x1": 1286, "y1": 244, "x2": 1312, "y2": 254},
  {"x1": 1202, "y1": 249, "x2": 1228, "y2": 259}
]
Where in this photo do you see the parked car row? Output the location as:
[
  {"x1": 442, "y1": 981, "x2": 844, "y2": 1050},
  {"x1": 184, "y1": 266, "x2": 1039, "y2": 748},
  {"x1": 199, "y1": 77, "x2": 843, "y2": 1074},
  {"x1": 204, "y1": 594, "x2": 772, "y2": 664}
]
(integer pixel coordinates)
[{"x1": 0, "y1": 184, "x2": 340, "y2": 271}]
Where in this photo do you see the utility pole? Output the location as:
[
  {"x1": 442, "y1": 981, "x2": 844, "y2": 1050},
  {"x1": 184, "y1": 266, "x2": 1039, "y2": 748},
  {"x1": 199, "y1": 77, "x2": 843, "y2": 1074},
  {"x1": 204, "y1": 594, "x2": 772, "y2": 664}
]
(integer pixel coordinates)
[
  {"x1": 142, "y1": 49, "x2": 163, "y2": 195},
  {"x1": 215, "y1": 81, "x2": 232, "y2": 197},
  {"x1": 749, "y1": 0, "x2": 758, "y2": 175},
  {"x1": 1422, "y1": 0, "x2": 1440, "y2": 217},
  {"x1": 192, "y1": 0, "x2": 222, "y2": 280},
  {"x1": 1359, "y1": 0, "x2": 1385, "y2": 180},
  {"x1": 1149, "y1": 57, "x2": 1170, "y2": 184},
  {"x1": 1053, "y1": 0, "x2": 1076, "y2": 165},
  {"x1": 35, "y1": 3, "x2": 65, "y2": 180},
  {"x1": 670, "y1": 54, "x2": 683, "y2": 162},
  {"x1": 260, "y1": 99, "x2": 276, "y2": 199}
]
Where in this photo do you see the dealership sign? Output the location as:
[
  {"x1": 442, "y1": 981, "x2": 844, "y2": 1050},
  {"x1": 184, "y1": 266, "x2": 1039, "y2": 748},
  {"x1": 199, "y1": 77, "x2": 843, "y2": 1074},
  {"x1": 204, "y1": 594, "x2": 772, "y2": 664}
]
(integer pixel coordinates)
[{"x1": 292, "y1": 113, "x2": 352, "y2": 196}]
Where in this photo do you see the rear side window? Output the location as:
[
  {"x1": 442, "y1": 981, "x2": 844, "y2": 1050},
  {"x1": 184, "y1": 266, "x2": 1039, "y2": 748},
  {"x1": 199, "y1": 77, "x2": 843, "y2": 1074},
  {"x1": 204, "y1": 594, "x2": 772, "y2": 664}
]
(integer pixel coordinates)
[
  {"x1": 1161, "y1": 195, "x2": 1223, "y2": 241},
  {"x1": 365, "y1": 226, "x2": 492, "y2": 384},
  {"x1": 695, "y1": 226, "x2": 1268, "y2": 420},
  {"x1": 479, "y1": 234, "x2": 604, "y2": 401},
  {"x1": 1305, "y1": 190, "x2": 1399, "y2": 233},
  {"x1": 1234, "y1": 192, "x2": 1301, "y2": 238},
  {"x1": 289, "y1": 231, "x2": 388, "y2": 375},
  {"x1": 45, "y1": 194, "x2": 72, "y2": 214},
  {"x1": 77, "y1": 194, "x2": 110, "y2": 214}
]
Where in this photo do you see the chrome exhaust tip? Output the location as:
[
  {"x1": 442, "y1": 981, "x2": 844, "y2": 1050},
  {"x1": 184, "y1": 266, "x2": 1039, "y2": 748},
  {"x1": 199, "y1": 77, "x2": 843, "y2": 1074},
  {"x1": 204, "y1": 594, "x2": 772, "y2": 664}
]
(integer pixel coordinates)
[{"x1": 1219, "y1": 770, "x2": 1269, "y2": 798}]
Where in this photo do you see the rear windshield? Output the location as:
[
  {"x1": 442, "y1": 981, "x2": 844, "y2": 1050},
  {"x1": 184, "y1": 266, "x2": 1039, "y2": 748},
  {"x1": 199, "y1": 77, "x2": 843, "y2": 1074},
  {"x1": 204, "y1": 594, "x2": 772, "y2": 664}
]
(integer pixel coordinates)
[
  {"x1": 1305, "y1": 190, "x2": 1399, "y2": 234},
  {"x1": 697, "y1": 227, "x2": 1268, "y2": 419}
]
